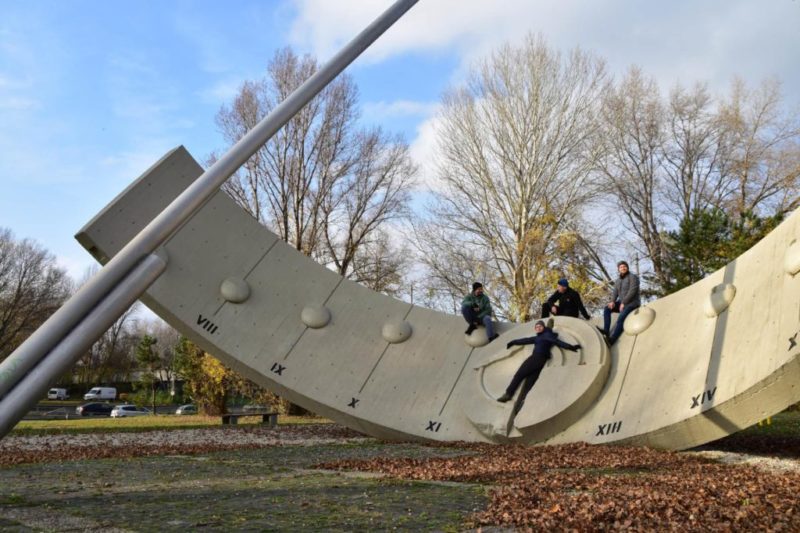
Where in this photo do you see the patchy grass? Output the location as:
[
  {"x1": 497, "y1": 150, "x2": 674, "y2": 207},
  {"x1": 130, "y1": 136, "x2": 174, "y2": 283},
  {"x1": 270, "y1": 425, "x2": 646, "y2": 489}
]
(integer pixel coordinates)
[
  {"x1": 2, "y1": 414, "x2": 799, "y2": 531},
  {"x1": 12, "y1": 414, "x2": 331, "y2": 436},
  {"x1": 733, "y1": 410, "x2": 800, "y2": 437},
  {"x1": 699, "y1": 410, "x2": 800, "y2": 459},
  {"x1": 3, "y1": 412, "x2": 798, "y2": 529},
  {"x1": 0, "y1": 442, "x2": 485, "y2": 531},
  {"x1": 0, "y1": 494, "x2": 28, "y2": 506}
]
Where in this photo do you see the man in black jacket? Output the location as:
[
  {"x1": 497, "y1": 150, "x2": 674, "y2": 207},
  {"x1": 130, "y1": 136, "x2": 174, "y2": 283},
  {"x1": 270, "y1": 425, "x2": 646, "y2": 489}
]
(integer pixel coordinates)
[
  {"x1": 497, "y1": 321, "x2": 581, "y2": 403},
  {"x1": 541, "y1": 278, "x2": 590, "y2": 319}
]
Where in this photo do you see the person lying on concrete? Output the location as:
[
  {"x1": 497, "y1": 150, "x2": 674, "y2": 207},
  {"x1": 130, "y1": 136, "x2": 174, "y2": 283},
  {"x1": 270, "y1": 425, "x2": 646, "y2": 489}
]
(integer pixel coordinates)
[
  {"x1": 598, "y1": 260, "x2": 640, "y2": 346},
  {"x1": 497, "y1": 320, "x2": 581, "y2": 403},
  {"x1": 461, "y1": 282, "x2": 499, "y2": 342},
  {"x1": 541, "y1": 278, "x2": 591, "y2": 320}
]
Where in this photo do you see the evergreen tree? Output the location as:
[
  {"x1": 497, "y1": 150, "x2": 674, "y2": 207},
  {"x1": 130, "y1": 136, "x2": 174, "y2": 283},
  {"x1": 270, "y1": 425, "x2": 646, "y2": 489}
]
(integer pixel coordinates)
[{"x1": 664, "y1": 209, "x2": 782, "y2": 293}]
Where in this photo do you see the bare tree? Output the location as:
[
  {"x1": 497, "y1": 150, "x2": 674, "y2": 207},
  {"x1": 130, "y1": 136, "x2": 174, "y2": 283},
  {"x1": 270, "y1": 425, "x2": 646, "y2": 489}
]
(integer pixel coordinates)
[
  {"x1": 74, "y1": 265, "x2": 139, "y2": 386},
  {"x1": 0, "y1": 228, "x2": 72, "y2": 361},
  {"x1": 595, "y1": 67, "x2": 670, "y2": 289},
  {"x1": 321, "y1": 128, "x2": 414, "y2": 280},
  {"x1": 214, "y1": 48, "x2": 416, "y2": 290},
  {"x1": 348, "y1": 229, "x2": 410, "y2": 297},
  {"x1": 75, "y1": 307, "x2": 139, "y2": 385},
  {"x1": 413, "y1": 221, "x2": 490, "y2": 314},
  {"x1": 662, "y1": 82, "x2": 732, "y2": 221},
  {"x1": 717, "y1": 77, "x2": 800, "y2": 217},
  {"x1": 597, "y1": 73, "x2": 800, "y2": 295},
  {"x1": 419, "y1": 35, "x2": 609, "y2": 321},
  {"x1": 149, "y1": 319, "x2": 182, "y2": 386}
]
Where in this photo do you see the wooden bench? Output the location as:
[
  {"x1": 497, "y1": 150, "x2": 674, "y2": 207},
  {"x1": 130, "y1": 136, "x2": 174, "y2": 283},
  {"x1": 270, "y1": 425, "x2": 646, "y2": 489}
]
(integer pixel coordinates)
[{"x1": 221, "y1": 411, "x2": 278, "y2": 428}]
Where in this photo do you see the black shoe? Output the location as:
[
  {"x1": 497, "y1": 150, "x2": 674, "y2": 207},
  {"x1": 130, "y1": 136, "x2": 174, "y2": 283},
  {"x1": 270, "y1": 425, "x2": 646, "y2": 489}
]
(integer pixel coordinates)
[
  {"x1": 488, "y1": 333, "x2": 499, "y2": 342},
  {"x1": 596, "y1": 325, "x2": 608, "y2": 336},
  {"x1": 497, "y1": 393, "x2": 512, "y2": 403},
  {"x1": 465, "y1": 324, "x2": 477, "y2": 335}
]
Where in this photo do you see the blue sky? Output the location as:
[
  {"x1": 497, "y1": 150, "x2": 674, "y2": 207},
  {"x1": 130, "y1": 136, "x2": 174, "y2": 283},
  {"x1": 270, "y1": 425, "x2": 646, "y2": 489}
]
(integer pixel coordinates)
[{"x1": 2, "y1": 0, "x2": 799, "y2": 280}]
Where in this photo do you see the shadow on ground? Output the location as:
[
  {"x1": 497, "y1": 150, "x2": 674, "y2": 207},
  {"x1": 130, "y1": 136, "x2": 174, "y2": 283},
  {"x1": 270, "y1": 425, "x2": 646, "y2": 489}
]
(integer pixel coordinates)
[{"x1": 700, "y1": 411, "x2": 800, "y2": 458}]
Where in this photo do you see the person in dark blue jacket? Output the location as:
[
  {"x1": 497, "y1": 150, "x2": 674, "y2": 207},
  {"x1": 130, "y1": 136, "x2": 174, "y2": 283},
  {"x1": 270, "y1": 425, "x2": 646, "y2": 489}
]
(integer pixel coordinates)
[{"x1": 497, "y1": 320, "x2": 581, "y2": 403}]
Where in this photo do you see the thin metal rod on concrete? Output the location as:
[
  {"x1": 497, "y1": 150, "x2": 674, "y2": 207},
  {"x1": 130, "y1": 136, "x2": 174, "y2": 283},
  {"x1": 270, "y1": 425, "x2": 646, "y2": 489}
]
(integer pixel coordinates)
[
  {"x1": 0, "y1": 254, "x2": 167, "y2": 437},
  {"x1": 0, "y1": 0, "x2": 419, "y2": 399}
]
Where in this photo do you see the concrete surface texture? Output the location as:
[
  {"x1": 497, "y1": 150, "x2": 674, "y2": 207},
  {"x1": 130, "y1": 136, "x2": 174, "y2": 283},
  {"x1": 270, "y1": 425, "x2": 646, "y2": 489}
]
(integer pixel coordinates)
[{"x1": 76, "y1": 147, "x2": 800, "y2": 450}]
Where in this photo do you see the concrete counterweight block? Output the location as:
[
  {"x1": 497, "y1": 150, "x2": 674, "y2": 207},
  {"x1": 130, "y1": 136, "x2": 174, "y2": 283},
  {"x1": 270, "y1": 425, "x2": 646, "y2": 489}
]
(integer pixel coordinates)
[
  {"x1": 301, "y1": 304, "x2": 331, "y2": 328},
  {"x1": 784, "y1": 240, "x2": 800, "y2": 275},
  {"x1": 382, "y1": 320, "x2": 412, "y2": 344},
  {"x1": 704, "y1": 283, "x2": 736, "y2": 318},
  {"x1": 220, "y1": 277, "x2": 251, "y2": 304},
  {"x1": 623, "y1": 306, "x2": 656, "y2": 336}
]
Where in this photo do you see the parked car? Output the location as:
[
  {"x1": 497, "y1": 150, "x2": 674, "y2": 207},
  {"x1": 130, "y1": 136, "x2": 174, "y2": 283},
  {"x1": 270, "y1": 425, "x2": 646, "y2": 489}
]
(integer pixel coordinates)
[
  {"x1": 47, "y1": 388, "x2": 69, "y2": 400},
  {"x1": 175, "y1": 404, "x2": 197, "y2": 415},
  {"x1": 110, "y1": 405, "x2": 150, "y2": 418},
  {"x1": 75, "y1": 403, "x2": 114, "y2": 416},
  {"x1": 83, "y1": 387, "x2": 117, "y2": 401}
]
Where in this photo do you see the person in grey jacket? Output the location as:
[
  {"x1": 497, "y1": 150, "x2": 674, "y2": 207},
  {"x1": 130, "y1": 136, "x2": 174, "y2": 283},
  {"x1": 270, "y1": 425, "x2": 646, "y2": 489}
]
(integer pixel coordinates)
[{"x1": 599, "y1": 261, "x2": 640, "y2": 346}]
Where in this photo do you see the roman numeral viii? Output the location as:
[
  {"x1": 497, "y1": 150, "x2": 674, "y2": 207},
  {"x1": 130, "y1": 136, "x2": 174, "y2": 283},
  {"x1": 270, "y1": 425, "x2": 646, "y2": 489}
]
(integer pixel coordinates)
[{"x1": 197, "y1": 314, "x2": 219, "y2": 334}]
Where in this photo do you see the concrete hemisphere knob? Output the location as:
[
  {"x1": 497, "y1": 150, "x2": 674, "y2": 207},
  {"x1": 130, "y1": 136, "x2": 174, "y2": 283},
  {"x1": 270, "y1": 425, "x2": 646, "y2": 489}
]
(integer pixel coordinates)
[
  {"x1": 465, "y1": 329, "x2": 490, "y2": 348},
  {"x1": 301, "y1": 304, "x2": 331, "y2": 328},
  {"x1": 382, "y1": 320, "x2": 412, "y2": 344},
  {"x1": 220, "y1": 277, "x2": 251, "y2": 304},
  {"x1": 704, "y1": 283, "x2": 736, "y2": 317},
  {"x1": 784, "y1": 240, "x2": 800, "y2": 275},
  {"x1": 623, "y1": 306, "x2": 656, "y2": 336}
]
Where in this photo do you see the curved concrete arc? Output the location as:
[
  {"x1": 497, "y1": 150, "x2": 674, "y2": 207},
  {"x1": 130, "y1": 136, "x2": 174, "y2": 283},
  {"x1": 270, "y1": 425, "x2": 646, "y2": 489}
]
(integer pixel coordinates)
[{"x1": 77, "y1": 147, "x2": 800, "y2": 450}]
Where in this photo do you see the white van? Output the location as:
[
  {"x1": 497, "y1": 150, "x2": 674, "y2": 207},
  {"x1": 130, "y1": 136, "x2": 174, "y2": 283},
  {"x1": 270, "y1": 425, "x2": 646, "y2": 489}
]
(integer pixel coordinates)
[
  {"x1": 47, "y1": 388, "x2": 69, "y2": 400},
  {"x1": 83, "y1": 387, "x2": 117, "y2": 401}
]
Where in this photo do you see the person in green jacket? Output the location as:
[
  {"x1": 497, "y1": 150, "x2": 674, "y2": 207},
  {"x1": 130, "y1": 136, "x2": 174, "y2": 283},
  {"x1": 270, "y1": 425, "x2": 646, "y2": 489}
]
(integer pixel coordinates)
[{"x1": 461, "y1": 282, "x2": 498, "y2": 341}]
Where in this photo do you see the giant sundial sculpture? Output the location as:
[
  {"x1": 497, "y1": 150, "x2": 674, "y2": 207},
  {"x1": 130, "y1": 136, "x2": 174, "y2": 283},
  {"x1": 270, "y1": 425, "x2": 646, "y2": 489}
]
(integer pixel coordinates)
[{"x1": 1, "y1": 0, "x2": 798, "y2": 448}]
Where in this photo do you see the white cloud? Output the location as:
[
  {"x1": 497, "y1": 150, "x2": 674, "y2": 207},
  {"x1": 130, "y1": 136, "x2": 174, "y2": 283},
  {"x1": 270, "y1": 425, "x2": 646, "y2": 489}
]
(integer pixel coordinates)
[
  {"x1": 172, "y1": 11, "x2": 242, "y2": 75},
  {"x1": 362, "y1": 99, "x2": 438, "y2": 120},
  {"x1": 0, "y1": 97, "x2": 40, "y2": 110},
  {"x1": 57, "y1": 252, "x2": 98, "y2": 283},
  {"x1": 288, "y1": 0, "x2": 800, "y2": 104},
  {"x1": 288, "y1": 0, "x2": 528, "y2": 63},
  {"x1": 99, "y1": 142, "x2": 183, "y2": 185},
  {"x1": 408, "y1": 110, "x2": 443, "y2": 192},
  {"x1": 198, "y1": 78, "x2": 244, "y2": 106},
  {"x1": 103, "y1": 51, "x2": 196, "y2": 150},
  {"x1": 0, "y1": 73, "x2": 31, "y2": 90},
  {"x1": 0, "y1": 128, "x2": 86, "y2": 186}
]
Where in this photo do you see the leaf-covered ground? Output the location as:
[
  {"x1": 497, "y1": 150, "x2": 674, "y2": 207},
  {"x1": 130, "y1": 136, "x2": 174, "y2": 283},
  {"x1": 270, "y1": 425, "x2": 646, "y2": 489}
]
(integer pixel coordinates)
[
  {"x1": 2, "y1": 419, "x2": 799, "y2": 531},
  {"x1": 0, "y1": 424, "x2": 365, "y2": 466},
  {"x1": 320, "y1": 440, "x2": 800, "y2": 531}
]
